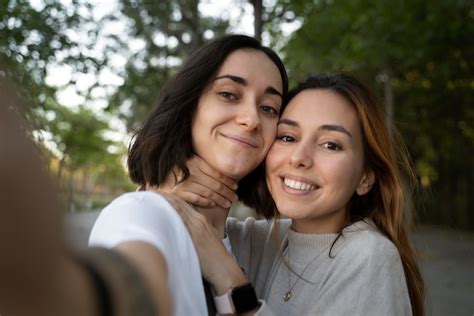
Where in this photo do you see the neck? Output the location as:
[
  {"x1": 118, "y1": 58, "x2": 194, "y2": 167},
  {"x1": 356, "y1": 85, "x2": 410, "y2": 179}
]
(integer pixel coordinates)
[{"x1": 291, "y1": 215, "x2": 346, "y2": 234}]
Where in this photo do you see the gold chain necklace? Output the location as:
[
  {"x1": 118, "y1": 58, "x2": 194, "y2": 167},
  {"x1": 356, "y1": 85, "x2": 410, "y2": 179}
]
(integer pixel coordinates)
[{"x1": 283, "y1": 244, "x2": 324, "y2": 302}]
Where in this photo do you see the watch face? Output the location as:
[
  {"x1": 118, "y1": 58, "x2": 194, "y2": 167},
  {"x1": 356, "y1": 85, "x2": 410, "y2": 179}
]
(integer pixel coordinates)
[{"x1": 231, "y1": 283, "x2": 259, "y2": 313}]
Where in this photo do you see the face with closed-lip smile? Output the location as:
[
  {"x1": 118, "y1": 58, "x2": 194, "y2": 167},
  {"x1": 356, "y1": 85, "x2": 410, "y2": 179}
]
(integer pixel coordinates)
[
  {"x1": 192, "y1": 48, "x2": 283, "y2": 181},
  {"x1": 265, "y1": 89, "x2": 374, "y2": 233}
]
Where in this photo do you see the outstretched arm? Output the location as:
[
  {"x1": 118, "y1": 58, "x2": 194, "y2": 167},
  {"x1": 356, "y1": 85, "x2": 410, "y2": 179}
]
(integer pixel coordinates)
[
  {"x1": 0, "y1": 95, "x2": 99, "y2": 315},
  {"x1": 0, "y1": 89, "x2": 169, "y2": 316}
]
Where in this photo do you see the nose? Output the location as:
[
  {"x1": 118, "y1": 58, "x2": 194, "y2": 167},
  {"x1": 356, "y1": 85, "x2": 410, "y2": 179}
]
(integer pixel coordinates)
[
  {"x1": 289, "y1": 141, "x2": 313, "y2": 169},
  {"x1": 235, "y1": 100, "x2": 261, "y2": 131}
]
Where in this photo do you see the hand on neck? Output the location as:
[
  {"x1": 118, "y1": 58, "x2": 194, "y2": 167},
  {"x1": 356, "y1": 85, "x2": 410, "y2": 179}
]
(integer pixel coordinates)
[{"x1": 195, "y1": 205, "x2": 230, "y2": 239}]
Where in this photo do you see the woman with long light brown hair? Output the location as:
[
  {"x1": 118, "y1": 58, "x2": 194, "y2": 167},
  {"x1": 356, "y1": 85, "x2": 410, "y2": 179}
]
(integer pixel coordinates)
[{"x1": 167, "y1": 73, "x2": 425, "y2": 315}]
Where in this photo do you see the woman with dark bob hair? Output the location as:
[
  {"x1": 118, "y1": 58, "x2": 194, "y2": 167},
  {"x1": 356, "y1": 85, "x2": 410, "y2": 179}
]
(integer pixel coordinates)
[
  {"x1": 167, "y1": 74, "x2": 425, "y2": 315},
  {"x1": 89, "y1": 34, "x2": 289, "y2": 315}
]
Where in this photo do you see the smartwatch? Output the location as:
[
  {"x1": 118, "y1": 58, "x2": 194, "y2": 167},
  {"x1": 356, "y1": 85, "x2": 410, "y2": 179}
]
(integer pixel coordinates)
[{"x1": 214, "y1": 282, "x2": 259, "y2": 314}]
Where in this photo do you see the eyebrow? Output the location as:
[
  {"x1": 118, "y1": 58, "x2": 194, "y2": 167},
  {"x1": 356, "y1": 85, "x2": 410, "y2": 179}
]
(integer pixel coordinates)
[
  {"x1": 278, "y1": 118, "x2": 299, "y2": 127},
  {"x1": 278, "y1": 119, "x2": 352, "y2": 138},
  {"x1": 214, "y1": 74, "x2": 282, "y2": 98},
  {"x1": 320, "y1": 124, "x2": 352, "y2": 138}
]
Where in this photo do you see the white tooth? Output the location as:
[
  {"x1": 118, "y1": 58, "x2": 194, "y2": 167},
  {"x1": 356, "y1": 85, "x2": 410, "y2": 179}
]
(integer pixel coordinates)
[{"x1": 284, "y1": 178, "x2": 316, "y2": 191}]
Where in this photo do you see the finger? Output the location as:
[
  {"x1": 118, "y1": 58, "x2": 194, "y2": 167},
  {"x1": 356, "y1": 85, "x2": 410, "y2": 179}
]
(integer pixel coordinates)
[
  {"x1": 186, "y1": 181, "x2": 233, "y2": 208},
  {"x1": 172, "y1": 191, "x2": 216, "y2": 208},
  {"x1": 157, "y1": 176, "x2": 223, "y2": 208},
  {"x1": 170, "y1": 199, "x2": 208, "y2": 238},
  {"x1": 188, "y1": 176, "x2": 237, "y2": 204},
  {"x1": 192, "y1": 156, "x2": 238, "y2": 190},
  {"x1": 168, "y1": 179, "x2": 233, "y2": 209},
  {"x1": 163, "y1": 195, "x2": 193, "y2": 225}
]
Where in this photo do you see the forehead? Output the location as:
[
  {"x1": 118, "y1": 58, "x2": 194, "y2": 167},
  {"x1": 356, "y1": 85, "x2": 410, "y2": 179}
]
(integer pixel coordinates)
[
  {"x1": 215, "y1": 48, "x2": 283, "y2": 91},
  {"x1": 283, "y1": 89, "x2": 361, "y2": 132}
]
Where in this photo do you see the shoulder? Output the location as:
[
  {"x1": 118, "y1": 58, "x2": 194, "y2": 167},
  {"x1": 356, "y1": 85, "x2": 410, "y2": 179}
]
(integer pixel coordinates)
[
  {"x1": 89, "y1": 191, "x2": 186, "y2": 248},
  {"x1": 94, "y1": 191, "x2": 177, "y2": 225},
  {"x1": 335, "y1": 220, "x2": 401, "y2": 266},
  {"x1": 106, "y1": 191, "x2": 174, "y2": 211}
]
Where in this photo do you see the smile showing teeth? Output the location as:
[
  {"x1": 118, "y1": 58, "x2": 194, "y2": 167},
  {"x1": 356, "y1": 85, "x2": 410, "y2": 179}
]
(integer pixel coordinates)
[{"x1": 283, "y1": 178, "x2": 316, "y2": 191}]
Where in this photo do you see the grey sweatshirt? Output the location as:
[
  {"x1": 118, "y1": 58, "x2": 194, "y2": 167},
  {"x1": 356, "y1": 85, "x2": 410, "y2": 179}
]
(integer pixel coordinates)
[{"x1": 226, "y1": 218, "x2": 412, "y2": 316}]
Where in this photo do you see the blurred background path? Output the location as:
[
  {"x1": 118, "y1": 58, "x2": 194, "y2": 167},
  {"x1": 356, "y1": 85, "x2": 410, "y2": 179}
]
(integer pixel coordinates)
[{"x1": 67, "y1": 211, "x2": 473, "y2": 316}]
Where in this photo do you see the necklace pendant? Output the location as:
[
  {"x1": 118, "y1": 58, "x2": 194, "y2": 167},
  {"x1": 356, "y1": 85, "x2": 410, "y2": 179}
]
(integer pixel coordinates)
[{"x1": 283, "y1": 291, "x2": 292, "y2": 302}]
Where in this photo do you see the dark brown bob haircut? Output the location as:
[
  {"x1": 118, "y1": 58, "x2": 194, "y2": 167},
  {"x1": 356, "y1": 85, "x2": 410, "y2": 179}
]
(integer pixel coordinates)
[{"x1": 127, "y1": 34, "x2": 288, "y2": 207}]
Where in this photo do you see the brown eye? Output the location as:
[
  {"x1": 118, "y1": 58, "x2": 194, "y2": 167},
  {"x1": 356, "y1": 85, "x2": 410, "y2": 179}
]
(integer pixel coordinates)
[
  {"x1": 323, "y1": 142, "x2": 342, "y2": 151},
  {"x1": 218, "y1": 91, "x2": 237, "y2": 101},
  {"x1": 260, "y1": 105, "x2": 279, "y2": 116},
  {"x1": 277, "y1": 135, "x2": 295, "y2": 142}
]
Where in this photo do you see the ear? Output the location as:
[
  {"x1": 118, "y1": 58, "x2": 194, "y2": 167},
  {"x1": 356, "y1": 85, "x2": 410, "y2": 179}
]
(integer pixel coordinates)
[{"x1": 356, "y1": 169, "x2": 375, "y2": 196}]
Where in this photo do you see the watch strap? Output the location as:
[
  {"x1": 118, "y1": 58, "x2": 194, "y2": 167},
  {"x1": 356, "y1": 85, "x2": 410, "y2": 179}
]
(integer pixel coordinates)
[
  {"x1": 214, "y1": 290, "x2": 234, "y2": 314},
  {"x1": 214, "y1": 282, "x2": 259, "y2": 315}
]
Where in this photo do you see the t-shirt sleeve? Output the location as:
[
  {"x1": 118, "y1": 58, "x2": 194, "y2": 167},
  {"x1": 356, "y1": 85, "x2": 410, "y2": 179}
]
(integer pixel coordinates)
[
  {"x1": 88, "y1": 191, "x2": 208, "y2": 316},
  {"x1": 89, "y1": 191, "x2": 191, "y2": 259}
]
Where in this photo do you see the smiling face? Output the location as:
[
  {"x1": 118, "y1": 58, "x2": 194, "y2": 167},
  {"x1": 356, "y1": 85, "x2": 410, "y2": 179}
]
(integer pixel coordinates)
[
  {"x1": 265, "y1": 89, "x2": 374, "y2": 233},
  {"x1": 192, "y1": 48, "x2": 283, "y2": 180}
]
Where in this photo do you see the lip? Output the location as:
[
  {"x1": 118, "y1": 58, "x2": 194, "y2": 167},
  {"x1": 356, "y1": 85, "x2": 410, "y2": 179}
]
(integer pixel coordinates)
[{"x1": 221, "y1": 133, "x2": 258, "y2": 148}]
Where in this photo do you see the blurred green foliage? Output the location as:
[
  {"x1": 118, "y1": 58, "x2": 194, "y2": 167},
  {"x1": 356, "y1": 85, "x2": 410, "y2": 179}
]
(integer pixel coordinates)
[
  {"x1": 102, "y1": 0, "x2": 230, "y2": 130},
  {"x1": 274, "y1": 0, "x2": 474, "y2": 229},
  {"x1": 1, "y1": 0, "x2": 472, "y2": 228},
  {"x1": 0, "y1": 0, "x2": 132, "y2": 211},
  {"x1": 0, "y1": 0, "x2": 101, "y2": 126}
]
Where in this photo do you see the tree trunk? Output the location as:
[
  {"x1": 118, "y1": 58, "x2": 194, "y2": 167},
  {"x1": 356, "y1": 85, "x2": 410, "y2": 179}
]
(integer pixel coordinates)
[
  {"x1": 250, "y1": 0, "x2": 263, "y2": 41},
  {"x1": 67, "y1": 171, "x2": 75, "y2": 213},
  {"x1": 57, "y1": 156, "x2": 65, "y2": 183},
  {"x1": 83, "y1": 169, "x2": 96, "y2": 211},
  {"x1": 382, "y1": 67, "x2": 394, "y2": 121}
]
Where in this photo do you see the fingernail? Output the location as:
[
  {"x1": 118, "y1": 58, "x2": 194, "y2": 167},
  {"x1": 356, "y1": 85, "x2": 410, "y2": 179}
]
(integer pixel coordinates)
[
  {"x1": 225, "y1": 200, "x2": 232, "y2": 208},
  {"x1": 233, "y1": 183, "x2": 238, "y2": 190}
]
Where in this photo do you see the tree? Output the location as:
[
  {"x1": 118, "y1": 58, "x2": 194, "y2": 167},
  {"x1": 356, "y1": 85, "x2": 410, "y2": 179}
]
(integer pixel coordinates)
[
  {"x1": 102, "y1": 0, "x2": 230, "y2": 130},
  {"x1": 1, "y1": 1, "x2": 135, "y2": 211},
  {"x1": 273, "y1": 0, "x2": 474, "y2": 229},
  {"x1": 0, "y1": 0, "x2": 101, "y2": 129},
  {"x1": 46, "y1": 105, "x2": 121, "y2": 211}
]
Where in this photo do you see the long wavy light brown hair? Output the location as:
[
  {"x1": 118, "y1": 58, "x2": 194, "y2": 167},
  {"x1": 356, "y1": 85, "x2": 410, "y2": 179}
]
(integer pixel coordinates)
[
  {"x1": 255, "y1": 73, "x2": 424, "y2": 315},
  {"x1": 286, "y1": 73, "x2": 425, "y2": 315}
]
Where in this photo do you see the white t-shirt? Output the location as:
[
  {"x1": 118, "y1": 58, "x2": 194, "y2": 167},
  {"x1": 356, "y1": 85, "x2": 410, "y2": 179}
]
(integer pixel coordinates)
[{"x1": 89, "y1": 191, "x2": 208, "y2": 316}]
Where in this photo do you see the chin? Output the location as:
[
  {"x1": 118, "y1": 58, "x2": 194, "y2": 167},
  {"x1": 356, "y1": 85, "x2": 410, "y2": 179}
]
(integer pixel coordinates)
[
  {"x1": 217, "y1": 161, "x2": 257, "y2": 180},
  {"x1": 274, "y1": 203, "x2": 310, "y2": 219}
]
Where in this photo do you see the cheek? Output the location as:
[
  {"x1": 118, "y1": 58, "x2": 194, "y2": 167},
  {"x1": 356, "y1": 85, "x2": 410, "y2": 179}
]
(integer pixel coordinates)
[
  {"x1": 261, "y1": 120, "x2": 278, "y2": 150},
  {"x1": 265, "y1": 144, "x2": 286, "y2": 179},
  {"x1": 191, "y1": 115, "x2": 205, "y2": 144},
  {"x1": 192, "y1": 102, "x2": 208, "y2": 134},
  {"x1": 325, "y1": 155, "x2": 363, "y2": 191}
]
